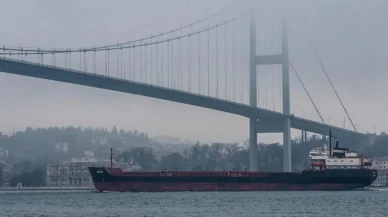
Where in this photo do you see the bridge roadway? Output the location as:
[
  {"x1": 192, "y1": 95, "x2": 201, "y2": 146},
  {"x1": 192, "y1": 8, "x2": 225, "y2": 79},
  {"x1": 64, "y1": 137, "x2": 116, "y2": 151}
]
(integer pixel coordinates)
[{"x1": 0, "y1": 57, "x2": 366, "y2": 141}]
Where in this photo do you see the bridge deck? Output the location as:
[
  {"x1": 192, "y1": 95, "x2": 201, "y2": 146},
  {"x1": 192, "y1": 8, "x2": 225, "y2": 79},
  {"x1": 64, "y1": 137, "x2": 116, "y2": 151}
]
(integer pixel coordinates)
[{"x1": 0, "y1": 57, "x2": 365, "y2": 139}]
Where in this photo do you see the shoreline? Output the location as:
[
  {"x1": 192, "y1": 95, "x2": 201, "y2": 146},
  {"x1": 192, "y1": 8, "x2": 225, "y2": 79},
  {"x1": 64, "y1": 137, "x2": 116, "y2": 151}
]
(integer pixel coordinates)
[{"x1": 0, "y1": 186, "x2": 94, "y2": 191}]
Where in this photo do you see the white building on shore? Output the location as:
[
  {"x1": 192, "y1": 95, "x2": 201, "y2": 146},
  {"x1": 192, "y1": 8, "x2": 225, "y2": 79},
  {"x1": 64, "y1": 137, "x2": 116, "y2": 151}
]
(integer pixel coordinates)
[
  {"x1": 371, "y1": 157, "x2": 388, "y2": 186},
  {"x1": 0, "y1": 148, "x2": 9, "y2": 164},
  {"x1": 46, "y1": 160, "x2": 140, "y2": 187}
]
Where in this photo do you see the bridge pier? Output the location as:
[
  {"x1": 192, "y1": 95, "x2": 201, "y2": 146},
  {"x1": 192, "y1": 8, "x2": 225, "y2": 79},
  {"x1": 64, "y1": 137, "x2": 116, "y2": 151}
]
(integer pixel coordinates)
[
  {"x1": 283, "y1": 118, "x2": 291, "y2": 171},
  {"x1": 301, "y1": 130, "x2": 307, "y2": 142},
  {"x1": 281, "y1": 19, "x2": 292, "y2": 172}
]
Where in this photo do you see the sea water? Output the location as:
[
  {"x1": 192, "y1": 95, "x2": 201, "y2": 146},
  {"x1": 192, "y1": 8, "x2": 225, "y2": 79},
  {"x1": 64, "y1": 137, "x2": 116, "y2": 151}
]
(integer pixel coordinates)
[{"x1": 0, "y1": 188, "x2": 387, "y2": 217}]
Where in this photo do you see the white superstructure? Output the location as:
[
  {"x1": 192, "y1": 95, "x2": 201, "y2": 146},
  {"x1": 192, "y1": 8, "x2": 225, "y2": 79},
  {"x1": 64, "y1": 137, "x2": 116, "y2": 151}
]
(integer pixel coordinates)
[{"x1": 309, "y1": 142, "x2": 371, "y2": 170}]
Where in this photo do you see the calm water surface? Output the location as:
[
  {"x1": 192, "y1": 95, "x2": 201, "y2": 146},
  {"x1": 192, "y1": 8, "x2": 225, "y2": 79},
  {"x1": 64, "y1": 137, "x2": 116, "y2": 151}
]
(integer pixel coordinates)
[{"x1": 0, "y1": 189, "x2": 387, "y2": 217}]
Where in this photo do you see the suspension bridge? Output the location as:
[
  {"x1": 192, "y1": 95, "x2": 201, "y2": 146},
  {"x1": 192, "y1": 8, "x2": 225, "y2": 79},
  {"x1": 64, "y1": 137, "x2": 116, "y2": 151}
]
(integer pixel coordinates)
[{"x1": 0, "y1": 9, "x2": 372, "y2": 172}]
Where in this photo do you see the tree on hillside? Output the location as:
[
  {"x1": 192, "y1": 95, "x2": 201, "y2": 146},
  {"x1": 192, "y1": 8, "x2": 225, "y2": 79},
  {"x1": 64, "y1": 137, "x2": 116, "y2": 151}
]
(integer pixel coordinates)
[
  {"x1": 362, "y1": 133, "x2": 388, "y2": 157},
  {"x1": 116, "y1": 147, "x2": 157, "y2": 170},
  {"x1": 10, "y1": 168, "x2": 45, "y2": 187},
  {"x1": 160, "y1": 152, "x2": 188, "y2": 170}
]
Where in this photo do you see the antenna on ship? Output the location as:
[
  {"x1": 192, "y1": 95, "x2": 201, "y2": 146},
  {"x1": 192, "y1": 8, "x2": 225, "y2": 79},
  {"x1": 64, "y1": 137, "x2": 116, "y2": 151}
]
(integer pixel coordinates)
[
  {"x1": 329, "y1": 129, "x2": 332, "y2": 156},
  {"x1": 110, "y1": 147, "x2": 113, "y2": 169}
]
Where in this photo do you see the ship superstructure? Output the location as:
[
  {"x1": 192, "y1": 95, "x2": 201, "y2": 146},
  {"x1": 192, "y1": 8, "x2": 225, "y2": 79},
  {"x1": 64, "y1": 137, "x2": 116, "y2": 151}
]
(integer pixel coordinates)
[{"x1": 309, "y1": 131, "x2": 372, "y2": 170}]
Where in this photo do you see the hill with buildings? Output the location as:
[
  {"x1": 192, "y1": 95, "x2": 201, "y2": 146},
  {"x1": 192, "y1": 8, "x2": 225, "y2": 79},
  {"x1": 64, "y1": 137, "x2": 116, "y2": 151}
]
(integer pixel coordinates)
[{"x1": 0, "y1": 126, "x2": 388, "y2": 186}]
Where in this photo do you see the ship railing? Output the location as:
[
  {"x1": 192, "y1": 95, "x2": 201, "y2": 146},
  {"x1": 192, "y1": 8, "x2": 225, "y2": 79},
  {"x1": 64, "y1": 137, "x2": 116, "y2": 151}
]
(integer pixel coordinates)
[{"x1": 104, "y1": 169, "x2": 275, "y2": 177}]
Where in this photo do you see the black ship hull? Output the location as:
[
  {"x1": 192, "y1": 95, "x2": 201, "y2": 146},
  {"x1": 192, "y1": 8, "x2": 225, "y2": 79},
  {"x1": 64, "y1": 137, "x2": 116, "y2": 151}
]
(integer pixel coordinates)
[{"x1": 88, "y1": 167, "x2": 377, "y2": 192}]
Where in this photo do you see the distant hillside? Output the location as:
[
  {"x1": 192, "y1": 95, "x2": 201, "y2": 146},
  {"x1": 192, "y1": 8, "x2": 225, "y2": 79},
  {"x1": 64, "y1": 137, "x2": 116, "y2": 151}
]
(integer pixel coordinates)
[
  {"x1": 150, "y1": 135, "x2": 194, "y2": 146},
  {"x1": 0, "y1": 126, "x2": 203, "y2": 164},
  {"x1": 0, "y1": 126, "x2": 152, "y2": 163},
  {"x1": 1, "y1": 126, "x2": 387, "y2": 170}
]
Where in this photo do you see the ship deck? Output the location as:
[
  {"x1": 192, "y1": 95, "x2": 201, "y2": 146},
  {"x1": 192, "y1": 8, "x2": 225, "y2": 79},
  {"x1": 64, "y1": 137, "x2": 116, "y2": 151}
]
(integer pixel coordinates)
[{"x1": 103, "y1": 167, "x2": 300, "y2": 178}]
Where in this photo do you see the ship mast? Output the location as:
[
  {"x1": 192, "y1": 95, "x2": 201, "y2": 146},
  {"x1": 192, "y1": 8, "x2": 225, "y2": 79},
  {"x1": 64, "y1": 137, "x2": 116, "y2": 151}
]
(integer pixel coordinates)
[
  {"x1": 110, "y1": 147, "x2": 113, "y2": 168},
  {"x1": 329, "y1": 129, "x2": 332, "y2": 157}
]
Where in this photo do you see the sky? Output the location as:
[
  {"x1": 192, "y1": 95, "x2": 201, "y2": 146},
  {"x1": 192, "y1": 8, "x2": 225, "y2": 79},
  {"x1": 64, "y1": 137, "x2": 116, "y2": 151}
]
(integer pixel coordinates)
[{"x1": 0, "y1": 0, "x2": 387, "y2": 144}]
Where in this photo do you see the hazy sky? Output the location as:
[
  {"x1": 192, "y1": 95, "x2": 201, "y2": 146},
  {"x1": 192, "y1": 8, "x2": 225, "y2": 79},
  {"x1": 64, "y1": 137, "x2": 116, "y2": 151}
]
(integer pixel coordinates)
[{"x1": 0, "y1": 0, "x2": 387, "y2": 144}]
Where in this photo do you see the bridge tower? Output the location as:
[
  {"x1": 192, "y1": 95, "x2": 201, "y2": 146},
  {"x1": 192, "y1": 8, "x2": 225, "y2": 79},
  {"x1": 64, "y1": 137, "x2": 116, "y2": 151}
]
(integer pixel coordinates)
[
  {"x1": 249, "y1": 10, "x2": 258, "y2": 171},
  {"x1": 249, "y1": 11, "x2": 291, "y2": 172}
]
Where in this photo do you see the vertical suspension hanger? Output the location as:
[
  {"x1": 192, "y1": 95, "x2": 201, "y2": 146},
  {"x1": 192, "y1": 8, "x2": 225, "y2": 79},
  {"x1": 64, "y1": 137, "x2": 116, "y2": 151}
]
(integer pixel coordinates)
[
  {"x1": 37, "y1": 49, "x2": 41, "y2": 63},
  {"x1": 79, "y1": 49, "x2": 82, "y2": 71},
  {"x1": 188, "y1": 26, "x2": 192, "y2": 93},
  {"x1": 180, "y1": 29, "x2": 183, "y2": 90},
  {"x1": 141, "y1": 44, "x2": 144, "y2": 82},
  {"x1": 68, "y1": 49, "x2": 71, "y2": 69},
  {"x1": 64, "y1": 50, "x2": 67, "y2": 69},
  {"x1": 167, "y1": 37, "x2": 170, "y2": 88},
  {"x1": 197, "y1": 25, "x2": 201, "y2": 94},
  {"x1": 240, "y1": 16, "x2": 245, "y2": 104},
  {"x1": 128, "y1": 42, "x2": 131, "y2": 80},
  {"x1": 161, "y1": 37, "x2": 164, "y2": 86},
  {"x1": 216, "y1": 24, "x2": 219, "y2": 98},
  {"x1": 145, "y1": 43, "x2": 147, "y2": 84},
  {"x1": 150, "y1": 38, "x2": 153, "y2": 85},
  {"x1": 156, "y1": 38, "x2": 159, "y2": 86},
  {"x1": 171, "y1": 32, "x2": 174, "y2": 89},
  {"x1": 116, "y1": 45, "x2": 120, "y2": 77},
  {"x1": 207, "y1": 24, "x2": 210, "y2": 96},
  {"x1": 232, "y1": 20, "x2": 236, "y2": 101},
  {"x1": 105, "y1": 48, "x2": 107, "y2": 76},
  {"x1": 224, "y1": 23, "x2": 228, "y2": 100},
  {"x1": 20, "y1": 48, "x2": 23, "y2": 61},
  {"x1": 264, "y1": 35, "x2": 267, "y2": 109},
  {"x1": 93, "y1": 47, "x2": 96, "y2": 74},
  {"x1": 139, "y1": 40, "x2": 143, "y2": 83},
  {"x1": 132, "y1": 44, "x2": 135, "y2": 81},
  {"x1": 120, "y1": 46, "x2": 123, "y2": 79},
  {"x1": 107, "y1": 48, "x2": 111, "y2": 76},
  {"x1": 84, "y1": 49, "x2": 87, "y2": 72}
]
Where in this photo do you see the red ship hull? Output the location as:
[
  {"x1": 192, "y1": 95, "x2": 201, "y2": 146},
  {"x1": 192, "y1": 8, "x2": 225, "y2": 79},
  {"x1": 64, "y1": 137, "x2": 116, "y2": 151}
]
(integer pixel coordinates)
[{"x1": 89, "y1": 167, "x2": 377, "y2": 192}]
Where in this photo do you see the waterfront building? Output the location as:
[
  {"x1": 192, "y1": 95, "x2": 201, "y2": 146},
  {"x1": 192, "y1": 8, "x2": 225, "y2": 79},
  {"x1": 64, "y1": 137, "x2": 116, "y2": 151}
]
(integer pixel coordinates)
[
  {"x1": 371, "y1": 157, "x2": 388, "y2": 186},
  {"x1": 46, "y1": 160, "x2": 139, "y2": 187}
]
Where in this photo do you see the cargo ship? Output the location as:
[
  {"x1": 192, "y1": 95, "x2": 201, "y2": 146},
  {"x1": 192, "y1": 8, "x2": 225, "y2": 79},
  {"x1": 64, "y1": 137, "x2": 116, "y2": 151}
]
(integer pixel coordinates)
[{"x1": 89, "y1": 131, "x2": 377, "y2": 192}]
